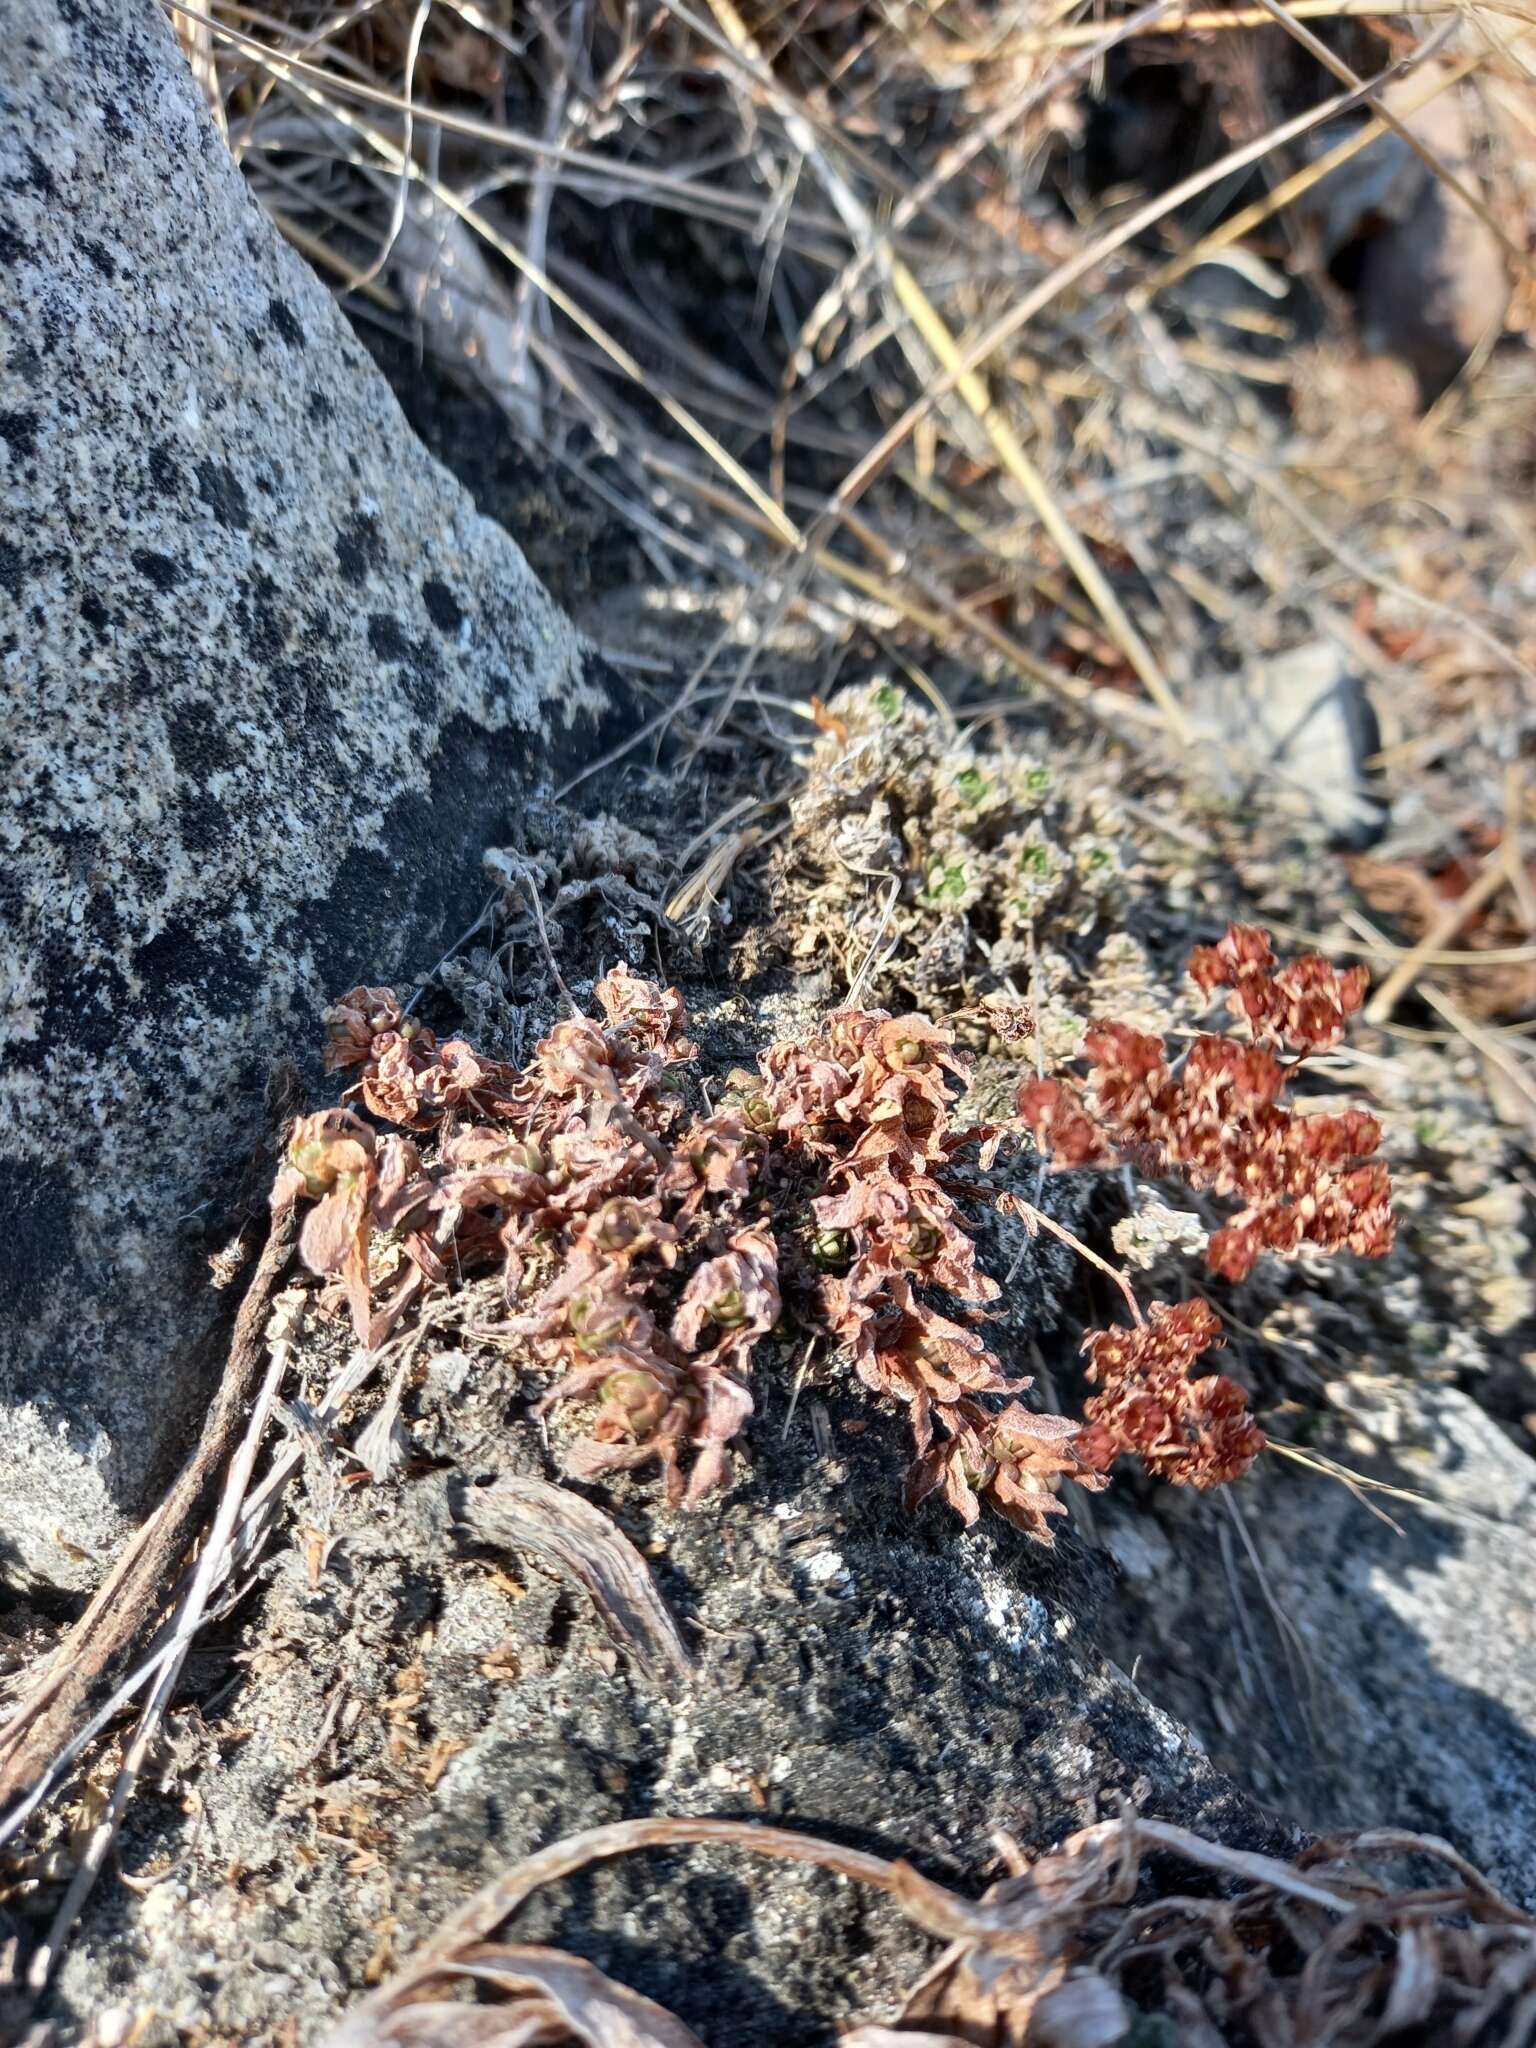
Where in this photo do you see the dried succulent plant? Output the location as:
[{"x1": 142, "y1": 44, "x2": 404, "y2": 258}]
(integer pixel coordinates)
[
  {"x1": 1021, "y1": 924, "x2": 1394, "y2": 1284},
  {"x1": 274, "y1": 925, "x2": 1390, "y2": 1526}
]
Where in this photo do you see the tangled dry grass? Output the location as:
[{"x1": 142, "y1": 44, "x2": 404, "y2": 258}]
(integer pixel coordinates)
[
  {"x1": 177, "y1": 0, "x2": 1536, "y2": 778},
  {"x1": 173, "y1": 0, "x2": 1536, "y2": 1094},
  {"x1": 323, "y1": 1809, "x2": 1536, "y2": 2045}
]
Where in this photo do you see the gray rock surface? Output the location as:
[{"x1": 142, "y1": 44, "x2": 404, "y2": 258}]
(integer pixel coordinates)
[
  {"x1": 1220, "y1": 639, "x2": 1386, "y2": 851},
  {"x1": 0, "y1": 0, "x2": 624, "y2": 1591},
  {"x1": 26, "y1": 1345, "x2": 1286, "y2": 2046},
  {"x1": 1096, "y1": 1376, "x2": 1536, "y2": 1908}
]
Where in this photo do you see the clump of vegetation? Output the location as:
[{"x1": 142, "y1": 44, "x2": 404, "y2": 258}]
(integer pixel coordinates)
[
  {"x1": 274, "y1": 929, "x2": 1392, "y2": 1534},
  {"x1": 1021, "y1": 922, "x2": 1392, "y2": 1281},
  {"x1": 756, "y1": 1003, "x2": 1094, "y2": 1540},
  {"x1": 767, "y1": 682, "x2": 1126, "y2": 1010},
  {"x1": 1019, "y1": 922, "x2": 1393, "y2": 1482}
]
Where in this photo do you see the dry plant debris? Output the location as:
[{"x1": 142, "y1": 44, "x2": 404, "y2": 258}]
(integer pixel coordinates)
[
  {"x1": 192, "y1": 0, "x2": 1536, "y2": 893},
  {"x1": 324, "y1": 1810, "x2": 1536, "y2": 2047},
  {"x1": 452, "y1": 1471, "x2": 694, "y2": 1688},
  {"x1": 275, "y1": 921, "x2": 1392, "y2": 1528}
]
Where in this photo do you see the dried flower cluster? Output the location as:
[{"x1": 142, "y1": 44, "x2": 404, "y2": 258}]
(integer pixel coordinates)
[
  {"x1": 1020, "y1": 924, "x2": 1394, "y2": 1284},
  {"x1": 1075, "y1": 1300, "x2": 1266, "y2": 1489},
  {"x1": 1188, "y1": 920, "x2": 1370, "y2": 1051},
  {"x1": 1010, "y1": 924, "x2": 1393, "y2": 1486}
]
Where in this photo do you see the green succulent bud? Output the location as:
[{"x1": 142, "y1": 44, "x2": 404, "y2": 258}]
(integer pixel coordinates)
[
  {"x1": 925, "y1": 860, "x2": 969, "y2": 905},
  {"x1": 810, "y1": 1227, "x2": 853, "y2": 1271},
  {"x1": 288, "y1": 1138, "x2": 336, "y2": 1197},
  {"x1": 603, "y1": 1368, "x2": 669, "y2": 1437},
  {"x1": 721, "y1": 1071, "x2": 777, "y2": 1132},
  {"x1": 709, "y1": 1286, "x2": 748, "y2": 1329}
]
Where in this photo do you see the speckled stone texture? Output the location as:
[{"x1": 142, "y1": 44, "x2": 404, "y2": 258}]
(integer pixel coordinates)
[
  {"x1": 0, "y1": 0, "x2": 625, "y2": 1591},
  {"x1": 29, "y1": 1380, "x2": 1288, "y2": 2045},
  {"x1": 1097, "y1": 1377, "x2": 1536, "y2": 1910}
]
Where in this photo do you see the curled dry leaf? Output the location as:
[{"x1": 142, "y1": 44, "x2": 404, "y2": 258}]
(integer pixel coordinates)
[
  {"x1": 271, "y1": 1108, "x2": 378, "y2": 1345},
  {"x1": 325, "y1": 1945, "x2": 706, "y2": 2047},
  {"x1": 453, "y1": 1472, "x2": 692, "y2": 1690}
]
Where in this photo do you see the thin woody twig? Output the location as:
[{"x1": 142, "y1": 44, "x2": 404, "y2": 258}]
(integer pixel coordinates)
[
  {"x1": 1364, "y1": 851, "x2": 1511, "y2": 1022},
  {"x1": 0, "y1": 1202, "x2": 298, "y2": 1817},
  {"x1": 26, "y1": 1294, "x2": 308, "y2": 1986}
]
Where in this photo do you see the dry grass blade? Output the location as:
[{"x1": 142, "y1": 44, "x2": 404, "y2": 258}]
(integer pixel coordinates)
[
  {"x1": 1420, "y1": 980, "x2": 1536, "y2": 1121},
  {"x1": 324, "y1": 1814, "x2": 974, "y2": 2039},
  {"x1": 688, "y1": 0, "x2": 1190, "y2": 736},
  {"x1": 23, "y1": 1291, "x2": 309, "y2": 1986},
  {"x1": 664, "y1": 819, "x2": 773, "y2": 938},
  {"x1": 824, "y1": 30, "x2": 1455, "y2": 515},
  {"x1": 770, "y1": 0, "x2": 1182, "y2": 498},
  {"x1": 453, "y1": 1472, "x2": 694, "y2": 1689},
  {"x1": 1264, "y1": 1436, "x2": 1536, "y2": 1549},
  {"x1": 0, "y1": 1291, "x2": 395, "y2": 1876},
  {"x1": 884, "y1": 284, "x2": 1191, "y2": 739},
  {"x1": 332, "y1": 1944, "x2": 709, "y2": 2045},
  {"x1": 169, "y1": 0, "x2": 226, "y2": 135},
  {"x1": 996, "y1": 1191, "x2": 1146, "y2": 1326},
  {"x1": 1120, "y1": 397, "x2": 1536, "y2": 689},
  {"x1": 1365, "y1": 849, "x2": 1512, "y2": 1020},
  {"x1": 648, "y1": 456, "x2": 1156, "y2": 737},
  {"x1": 267, "y1": 204, "x2": 401, "y2": 302}
]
